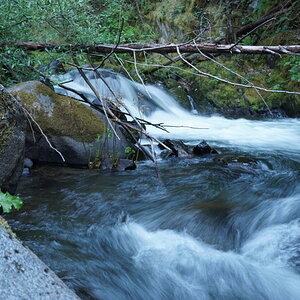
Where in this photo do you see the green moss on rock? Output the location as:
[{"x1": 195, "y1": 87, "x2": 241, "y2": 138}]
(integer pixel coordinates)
[
  {"x1": 9, "y1": 81, "x2": 105, "y2": 143},
  {"x1": 164, "y1": 78, "x2": 190, "y2": 108},
  {"x1": 0, "y1": 216, "x2": 15, "y2": 236},
  {"x1": 0, "y1": 88, "x2": 18, "y2": 151}
]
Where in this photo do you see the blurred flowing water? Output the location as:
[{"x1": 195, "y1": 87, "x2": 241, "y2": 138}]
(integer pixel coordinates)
[{"x1": 7, "y1": 70, "x2": 300, "y2": 300}]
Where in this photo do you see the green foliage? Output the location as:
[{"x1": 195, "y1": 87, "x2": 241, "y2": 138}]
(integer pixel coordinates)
[
  {"x1": 0, "y1": 0, "x2": 157, "y2": 86},
  {"x1": 282, "y1": 57, "x2": 300, "y2": 82},
  {"x1": 0, "y1": 0, "x2": 157, "y2": 44},
  {"x1": 1, "y1": 0, "x2": 116, "y2": 44},
  {"x1": 0, "y1": 192, "x2": 23, "y2": 213},
  {"x1": 124, "y1": 146, "x2": 136, "y2": 161},
  {"x1": 88, "y1": 129, "x2": 115, "y2": 168},
  {"x1": 253, "y1": 0, "x2": 273, "y2": 15},
  {"x1": 124, "y1": 146, "x2": 135, "y2": 154},
  {"x1": 105, "y1": 128, "x2": 113, "y2": 138}
]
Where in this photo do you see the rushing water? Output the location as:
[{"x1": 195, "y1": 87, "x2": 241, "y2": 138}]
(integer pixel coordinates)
[{"x1": 7, "y1": 70, "x2": 300, "y2": 299}]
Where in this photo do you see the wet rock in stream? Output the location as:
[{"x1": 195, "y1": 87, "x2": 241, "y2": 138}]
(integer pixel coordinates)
[
  {"x1": 193, "y1": 140, "x2": 218, "y2": 156},
  {"x1": 8, "y1": 81, "x2": 132, "y2": 167},
  {"x1": 159, "y1": 139, "x2": 218, "y2": 159},
  {"x1": 100, "y1": 158, "x2": 136, "y2": 172},
  {"x1": 158, "y1": 139, "x2": 191, "y2": 158},
  {"x1": 157, "y1": 140, "x2": 260, "y2": 173}
]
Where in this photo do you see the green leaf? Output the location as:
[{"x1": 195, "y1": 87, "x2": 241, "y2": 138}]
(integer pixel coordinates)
[
  {"x1": 289, "y1": 66, "x2": 300, "y2": 73},
  {"x1": 272, "y1": 84, "x2": 281, "y2": 90},
  {"x1": 124, "y1": 146, "x2": 132, "y2": 153},
  {"x1": 105, "y1": 128, "x2": 112, "y2": 138},
  {"x1": 0, "y1": 192, "x2": 23, "y2": 213}
]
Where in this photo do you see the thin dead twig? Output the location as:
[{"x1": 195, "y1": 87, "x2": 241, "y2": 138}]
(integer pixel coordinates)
[
  {"x1": 175, "y1": 46, "x2": 300, "y2": 95},
  {"x1": 96, "y1": 17, "x2": 124, "y2": 70},
  {"x1": 1, "y1": 84, "x2": 66, "y2": 162},
  {"x1": 59, "y1": 82, "x2": 169, "y2": 133},
  {"x1": 60, "y1": 64, "x2": 172, "y2": 161},
  {"x1": 229, "y1": 18, "x2": 276, "y2": 50},
  {"x1": 118, "y1": 57, "x2": 300, "y2": 95},
  {"x1": 22, "y1": 106, "x2": 66, "y2": 162},
  {"x1": 194, "y1": 41, "x2": 272, "y2": 114},
  {"x1": 70, "y1": 59, "x2": 121, "y2": 140}
]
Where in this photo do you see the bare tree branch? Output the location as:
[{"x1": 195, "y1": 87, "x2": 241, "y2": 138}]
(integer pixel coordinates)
[
  {"x1": 193, "y1": 41, "x2": 272, "y2": 114},
  {"x1": 96, "y1": 17, "x2": 124, "y2": 70},
  {"x1": 21, "y1": 106, "x2": 66, "y2": 162},
  {"x1": 228, "y1": 18, "x2": 276, "y2": 50},
  {"x1": 117, "y1": 57, "x2": 300, "y2": 96}
]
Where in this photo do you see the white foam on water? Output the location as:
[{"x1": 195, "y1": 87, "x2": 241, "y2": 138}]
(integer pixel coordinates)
[
  {"x1": 115, "y1": 222, "x2": 300, "y2": 300},
  {"x1": 241, "y1": 219, "x2": 300, "y2": 269},
  {"x1": 56, "y1": 69, "x2": 300, "y2": 152}
]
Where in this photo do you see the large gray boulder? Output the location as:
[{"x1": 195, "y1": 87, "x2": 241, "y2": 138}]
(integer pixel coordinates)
[
  {"x1": 0, "y1": 224, "x2": 79, "y2": 300},
  {"x1": 8, "y1": 81, "x2": 131, "y2": 167},
  {"x1": 0, "y1": 85, "x2": 25, "y2": 194}
]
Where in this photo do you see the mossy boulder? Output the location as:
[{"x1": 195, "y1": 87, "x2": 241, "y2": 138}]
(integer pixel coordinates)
[
  {"x1": 0, "y1": 85, "x2": 25, "y2": 194},
  {"x1": 8, "y1": 81, "x2": 130, "y2": 166}
]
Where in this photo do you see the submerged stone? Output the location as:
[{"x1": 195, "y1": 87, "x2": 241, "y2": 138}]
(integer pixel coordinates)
[
  {"x1": 99, "y1": 158, "x2": 137, "y2": 172},
  {"x1": 213, "y1": 155, "x2": 260, "y2": 170},
  {"x1": 159, "y1": 139, "x2": 219, "y2": 159}
]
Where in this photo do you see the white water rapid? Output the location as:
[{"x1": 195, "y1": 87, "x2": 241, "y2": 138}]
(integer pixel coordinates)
[{"x1": 56, "y1": 69, "x2": 300, "y2": 153}]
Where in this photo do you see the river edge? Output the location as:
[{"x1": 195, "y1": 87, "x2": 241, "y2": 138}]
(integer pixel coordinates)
[{"x1": 0, "y1": 221, "x2": 80, "y2": 299}]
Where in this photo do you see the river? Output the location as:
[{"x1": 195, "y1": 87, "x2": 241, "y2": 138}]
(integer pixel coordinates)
[{"x1": 6, "y1": 70, "x2": 300, "y2": 300}]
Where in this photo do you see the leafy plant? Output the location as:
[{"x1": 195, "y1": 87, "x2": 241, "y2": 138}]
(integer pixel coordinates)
[
  {"x1": 0, "y1": 0, "x2": 158, "y2": 86},
  {"x1": 0, "y1": 191, "x2": 23, "y2": 213},
  {"x1": 124, "y1": 146, "x2": 134, "y2": 154},
  {"x1": 124, "y1": 146, "x2": 136, "y2": 160},
  {"x1": 88, "y1": 129, "x2": 114, "y2": 168},
  {"x1": 104, "y1": 128, "x2": 113, "y2": 138},
  {"x1": 281, "y1": 56, "x2": 300, "y2": 83}
]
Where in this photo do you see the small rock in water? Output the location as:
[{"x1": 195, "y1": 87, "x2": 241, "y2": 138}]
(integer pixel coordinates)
[
  {"x1": 118, "y1": 212, "x2": 129, "y2": 223},
  {"x1": 193, "y1": 141, "x2": 218, "y2": 156},
  {"x1": 213, "y1": 155, "x2": 259, "y2": 169},
  {"x1": 158, "y1": 139, "x2": 191, "y2": 158},
  {"x1": 24, "y1": 158, "x2": 33, "y2": 168},
  {"x1": 100, "y1": 158, "x2": 136, "y2": 172},
  {"x1": 22, "y1": 168, "x2": 30, "y2": 175}
]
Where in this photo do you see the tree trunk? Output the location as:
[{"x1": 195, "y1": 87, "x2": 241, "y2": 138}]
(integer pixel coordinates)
[{"x1": 1, "y1": 42, "x2": 299, "y2": 55}]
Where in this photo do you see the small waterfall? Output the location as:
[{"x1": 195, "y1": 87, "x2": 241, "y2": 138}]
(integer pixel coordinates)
[
  {"x1": 55, "y1": 69, "x2": 185, "y2": 117},
  {"x1": 187, "y1": 95, "x2": 198, "y2": 114},
  {"x1": 55, "y1": 69, "x2": 300, "y2": 153}
]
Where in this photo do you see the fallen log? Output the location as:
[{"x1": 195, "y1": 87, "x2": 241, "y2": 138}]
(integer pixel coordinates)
[{"x1": 1, "y1": 42, "x2": 299, "y2": 55}]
